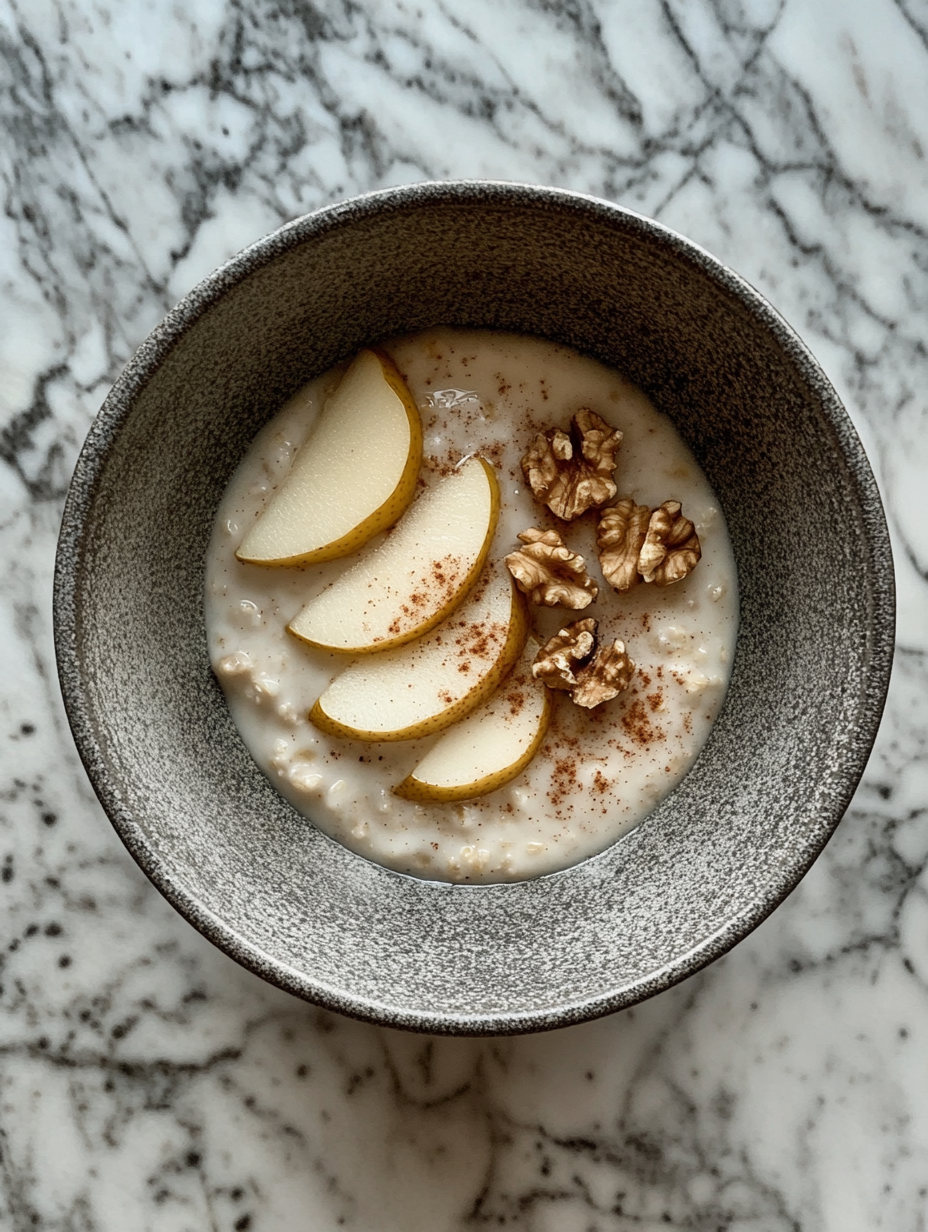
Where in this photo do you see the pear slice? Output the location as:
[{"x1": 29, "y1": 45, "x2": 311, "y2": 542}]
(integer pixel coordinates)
[
  {"x1": 289, "y1": 456, "x2": 500, "y2": 655},
  {"x1": 394, "y1": 638, "x2": 551, "y2": 802},
  {"x1": 236, "y1": 349, "x2": 423, "y2": 566},
  {"x1": 309, "y1": 569, "x2": 527, "y2": 742}
]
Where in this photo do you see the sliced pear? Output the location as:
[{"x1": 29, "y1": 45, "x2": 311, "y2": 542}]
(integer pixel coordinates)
[
  {"x1": 289, "y1": 456, "x2": 500, "y2": 655},
  {"x1": 236, "y1": 349, "x2": 423, "y2": 566},
  {"x1": 309, "y1": 569, "x2": 527, "y2": 742},
  {"x1": 394, "y1": 638, "x2": 551, "y2": 802}
]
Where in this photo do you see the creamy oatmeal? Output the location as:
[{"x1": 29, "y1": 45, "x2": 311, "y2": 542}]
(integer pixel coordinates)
[{"x1": 205, "y1": 329, "x2": 738, "y2": 883}]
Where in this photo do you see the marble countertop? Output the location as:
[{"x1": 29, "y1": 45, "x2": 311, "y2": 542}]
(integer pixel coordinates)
[{"x1": 2, "y1": 1, "x2": 926, "y2": 1228}]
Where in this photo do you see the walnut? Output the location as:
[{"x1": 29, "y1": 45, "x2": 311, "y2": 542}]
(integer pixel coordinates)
[
  {"x1": 505, "y1": 528, "x2": 598, "y2": 609},
  {"x1": 639, "y1": 501, "x2": 702, "y2": 586},
  {"x1": 521, "y1": 409, "x2": 623, "y2": 520},
  {"x1": 532, "y1": 621, "x2": 635, "y2": 709},
  {"x1": 597, "y1": 498, "x2": 702, "y2": 590},
  {"x1": 532, "y1": 619, "x2": 597, "y2": 690},
  {"x1": 571, "y1": 639, "x2": 636, "y2": 709},
  {"x1": 596, "y1": 498, "x2": 651, "y2": 591}
]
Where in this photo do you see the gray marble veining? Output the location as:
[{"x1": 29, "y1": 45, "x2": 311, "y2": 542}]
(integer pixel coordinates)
[{"x1": 1, "y1": 0, "x2": 927, "y2": 1228}]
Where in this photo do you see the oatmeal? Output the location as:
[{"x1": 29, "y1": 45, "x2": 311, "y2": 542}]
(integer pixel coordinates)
[{"x1": 205, "y1": 329, "x2": 738, "y2": 883}]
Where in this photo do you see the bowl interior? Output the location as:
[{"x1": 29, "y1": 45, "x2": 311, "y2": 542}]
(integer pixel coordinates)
[{"x1": 55, "y1": 184, "x2": 893, "y2": 1034}]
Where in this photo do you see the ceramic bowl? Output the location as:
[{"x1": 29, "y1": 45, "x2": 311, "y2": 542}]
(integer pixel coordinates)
[{"x1": 54, "y1": 182, "x2": 894, "y2": 1035}]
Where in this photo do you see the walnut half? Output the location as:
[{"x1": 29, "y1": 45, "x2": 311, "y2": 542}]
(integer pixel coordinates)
[
  {"x1": 638, "y1": 501, "x2": 701, "y2": 586},
  {"x1": 571, "y1": 639, "x2": 636, "y2": 709},
  {"x1": 521, "y1": 409, "x2": 623, "y2": 520},
  {"x1": 597, "y1": 498, "x2": 701, "y2": 590},
  {"x1": 505, "y1": 528, "x2": 598, "y2": 609},
  {"x1": 597, "y1": 498, "x2": 651, "y2": 592},
  {"x1": 531, "y1": 618, "x2": 597, "y2": 690},
  {"x1": 532, "y1": 620, "x2": 635, "y2": 709}
]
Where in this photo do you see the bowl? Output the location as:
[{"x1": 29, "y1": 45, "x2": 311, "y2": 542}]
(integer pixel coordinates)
[{"x1": 54, "y1": 181, "x2": 894, "y2": 1035}]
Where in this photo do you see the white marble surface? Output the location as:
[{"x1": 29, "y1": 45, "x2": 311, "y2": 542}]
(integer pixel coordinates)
[{"x1": 1, "y1": 0, "x2": 927, "y2": 1227}]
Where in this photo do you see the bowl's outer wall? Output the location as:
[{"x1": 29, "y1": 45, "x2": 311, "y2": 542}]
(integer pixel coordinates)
[{"x1": 55, "y1": 183, "x2": 894, "y2": 1034}]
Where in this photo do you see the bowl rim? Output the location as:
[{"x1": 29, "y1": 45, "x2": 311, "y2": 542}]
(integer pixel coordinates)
[{"x1": 53, "y1": 179, "x2": 896, "y2": 1035}]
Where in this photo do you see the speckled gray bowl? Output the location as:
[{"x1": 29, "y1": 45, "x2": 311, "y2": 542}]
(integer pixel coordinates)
[{"x1": 54, "y1": 182, "x2": 893, "y2": 1035}]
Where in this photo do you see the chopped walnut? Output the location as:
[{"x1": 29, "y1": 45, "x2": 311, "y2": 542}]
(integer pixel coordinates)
[
  {"x1": 532, "y1": 619, "x2": 597, "y2": 690},
  {"x1": 505, "y1": 528, "x2": 599, "y2": 609},
  {"x1": 596, "y1": 498, "x2": 651, "y2": 591},
  {"x1": 639, "y1": 501, "x2": 702, "y2": 586},
  {"x1": 571, "y1": 639, "x2": 636, "y2": 709},
  {"x1": 521, "y1": 409, "x2": 623, "y2": 520}
]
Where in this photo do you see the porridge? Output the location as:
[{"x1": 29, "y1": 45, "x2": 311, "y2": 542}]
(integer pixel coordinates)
[{"x1": 205, "y1": 329, "x2": 738, "y2": 883}]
